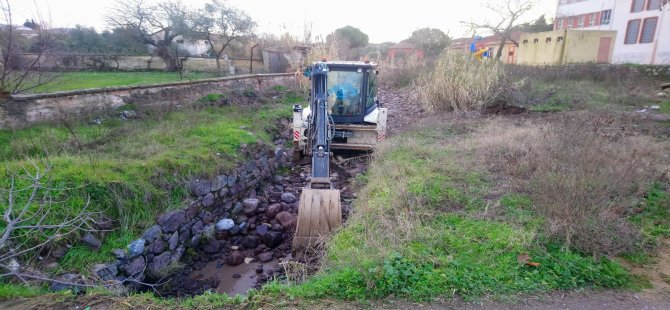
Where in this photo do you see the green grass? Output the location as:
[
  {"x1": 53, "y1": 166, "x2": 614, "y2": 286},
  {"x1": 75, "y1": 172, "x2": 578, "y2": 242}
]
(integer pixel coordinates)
[
  {"x1": 524, "y1": 80, "x2": 651, "y2": 112},
  {"x1": 0, "y1": 90, "x2": 303, "y2": 274},
  {"x1": 0, "y1": 283, "x2": 48, "y2": 299},
  {"x1": 253, "y1": 123, "x2": 634, "y2": 302},
  {"x1": 630, "y1": 183, "x2": 670, "y2": 249},
  {"x1": 659, "y1": 100, "x2": 670, "y2": 115},
  {"x1": 29, "y1": 71, "x2": 218, "y2": 93}
]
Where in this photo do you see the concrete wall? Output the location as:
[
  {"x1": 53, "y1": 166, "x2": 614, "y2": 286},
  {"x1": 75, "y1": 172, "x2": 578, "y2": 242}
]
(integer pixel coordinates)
[
  {"x1": 563, "y1": 29, "x2": 616, "y2": 63},
  {"x1": 0, "y1": 73, "x2": 295, "y2": 129},
  {"x1": 517, "y1": 29, "x2": 616, "y2": 65},
  {"x1": 518, "y1": 30, "x2": 567, "y2": 65}
]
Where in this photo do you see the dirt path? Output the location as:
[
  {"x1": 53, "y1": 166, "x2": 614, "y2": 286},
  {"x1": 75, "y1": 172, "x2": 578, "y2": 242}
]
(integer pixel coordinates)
[{"x1": 380, "y1": 85, "x2": 424, "y2": 135}]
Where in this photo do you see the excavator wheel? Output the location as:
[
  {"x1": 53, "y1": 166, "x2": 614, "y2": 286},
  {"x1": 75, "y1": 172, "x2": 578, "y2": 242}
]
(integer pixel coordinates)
[{"x1": 292, "y1": 188, "x2": 342, "y2": 251}]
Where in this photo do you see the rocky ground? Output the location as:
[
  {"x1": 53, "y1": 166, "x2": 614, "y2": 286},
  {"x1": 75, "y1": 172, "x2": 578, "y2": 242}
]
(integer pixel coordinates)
[{"x1": 155, "y1": 149, "x2": 364, "y2": 297}]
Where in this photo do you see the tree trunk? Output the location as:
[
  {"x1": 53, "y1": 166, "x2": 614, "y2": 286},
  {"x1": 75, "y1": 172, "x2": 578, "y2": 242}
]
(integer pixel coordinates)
[
  {"x1": 495, "y1": 35, "x2": 507, "y2": 61},
  {"x1": 156, "y1": 45, "x2": 178, "y2": 71},
  {"x1": 215, "y1": 56, "x2": 222, "y2": 77}
]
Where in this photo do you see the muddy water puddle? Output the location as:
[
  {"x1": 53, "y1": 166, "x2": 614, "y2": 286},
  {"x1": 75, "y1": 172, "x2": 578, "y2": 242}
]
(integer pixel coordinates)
[{"x1": 191, "y1": 259, "x2": 278, "y2": 296}]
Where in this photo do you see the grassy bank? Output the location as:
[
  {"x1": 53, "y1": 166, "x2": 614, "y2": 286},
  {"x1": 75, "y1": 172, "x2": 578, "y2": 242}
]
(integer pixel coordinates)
[
  {"x1": 0, "y1": 89, "x2": 303, "y2": 275},
  {"x1": 257, "y1": 111, "x2": 668, "y2": 303},
  {"x1": 28, "y1": 71, "x2": 218, "y2": 93}
]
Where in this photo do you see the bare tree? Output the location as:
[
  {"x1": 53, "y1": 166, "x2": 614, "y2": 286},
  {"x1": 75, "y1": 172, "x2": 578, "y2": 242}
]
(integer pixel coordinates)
[
  {"x1": 0, "y1": 0, "x2": 61, "y2": 95},
  {"x1": 0, "y1": 161, "x2": 100, "y2": 283},
  {"x1": 192, "y1": 0, "x2": 255, "y2": 75},
  {"x1": 106, "y1": 0, "x2": 191, "y2": 71},
  {"x1": 461, "y1": 0, "x2": 536, "y2": 61}
]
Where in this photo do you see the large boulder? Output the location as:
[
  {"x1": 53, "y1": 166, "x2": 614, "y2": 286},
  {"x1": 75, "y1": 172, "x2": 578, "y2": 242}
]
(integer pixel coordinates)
[
  {"x1": 147, "y1": 252, "x2": 172, "y2": 276},
  {"x1": 49, "y1": 273, "x2": 80, "y2": 292},
  {"x1": 81, "y1": 233, "x2": 101, "y2": 250},
  {"x1": 216, "y1": 218, "x2": 235, "y2": 231},
  {"x1": 201, "y1": 193, "x2": 215, "y2": 207},
  {"x1": 142, "y1": 225, "x2": 162, "y2": 243},
  {"x1": 265, "y1": 203, "x2": 282, "y2": 218},
  {"x1": 210, "y1": 175, "x2": 228, "y2": 192},
  {"x1": 275, "y1": 211, "x2": 297, "y2": 229},
  {"x1": 190, "y1": 180, "x2": 212, "y2": 197},
  {"x1": 243, "y1": 198, "x2": 260, "y2": 215},
  {"x1": 150, "y1": 239, "x2": 165, "y2": 254},
  {"x1": 158, "y1": 210, "x2": 186, "y2": 233},
  {"x1": 92, "y1": 263, "x2": 118, "y2": 281},
  {"x1": 226, "y1": 251, "x2": 244, "y2": 266},
  {"x1": 168, "y1": 231, "x2": 179, "y2": 251},
  {"x1": 281, "y1": 192, "x2": 296, "y2": 203},
  {"x1": 111, "y1": 248, "x2": 126, "y2": 260},
  {"x1": 127, "y1": 239, "x2": 145, "y2": 258},
  {"x1": 123, "y1": 256, "x2": 146, "y2": 277},
  {"x1": 260, "y1": 231, "x2": 283, "y2": 248}
]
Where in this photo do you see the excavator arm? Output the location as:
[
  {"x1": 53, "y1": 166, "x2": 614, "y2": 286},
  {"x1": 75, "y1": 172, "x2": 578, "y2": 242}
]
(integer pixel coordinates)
[
  {"x1": 293, "y1": 62, "x2": 342, "y2": 252},
  {"x1": 308, "y1": 63, "x2": 332, "y2": 187}
]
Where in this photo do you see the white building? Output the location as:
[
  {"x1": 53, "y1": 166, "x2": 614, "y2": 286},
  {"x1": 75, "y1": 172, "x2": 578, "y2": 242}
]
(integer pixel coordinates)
[{"x1": 554, "y1": 0, "x2": 669, "y2": 64}]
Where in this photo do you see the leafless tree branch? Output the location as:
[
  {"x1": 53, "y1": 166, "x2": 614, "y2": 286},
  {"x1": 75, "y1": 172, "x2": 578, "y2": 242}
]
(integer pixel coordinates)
[{"x1": 460, "y1": 0, "x2": 536, "y2": 60}]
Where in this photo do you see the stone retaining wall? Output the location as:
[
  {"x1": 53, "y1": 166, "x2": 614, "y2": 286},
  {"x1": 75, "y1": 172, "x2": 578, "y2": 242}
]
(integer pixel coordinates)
[
  {"x1": 90, "y1": 145, "x2": 296, "y2": 284},
  {"x1": 0, "y1": 73, "x2": 295, "y2": 129}
]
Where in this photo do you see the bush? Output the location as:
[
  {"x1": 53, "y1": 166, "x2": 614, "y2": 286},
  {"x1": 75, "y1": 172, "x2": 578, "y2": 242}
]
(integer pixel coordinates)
[
  {"x1": 468, "y1": 112, "x2": 664, "y2": 256},
  {"x1": 415, "y1": 52, "x2": 505, "y2": 111}
]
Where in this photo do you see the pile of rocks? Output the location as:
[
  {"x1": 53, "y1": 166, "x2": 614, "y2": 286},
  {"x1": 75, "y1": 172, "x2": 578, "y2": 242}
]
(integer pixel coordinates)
[{"x1": 70, "y1": 147, "x2": 295, "y2": 288}]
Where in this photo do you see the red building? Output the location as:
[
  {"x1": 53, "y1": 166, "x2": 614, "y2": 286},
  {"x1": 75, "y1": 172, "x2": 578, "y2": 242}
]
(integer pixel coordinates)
[{"x1": 387, "y1": 42, "x2": 424, "y2": 60}]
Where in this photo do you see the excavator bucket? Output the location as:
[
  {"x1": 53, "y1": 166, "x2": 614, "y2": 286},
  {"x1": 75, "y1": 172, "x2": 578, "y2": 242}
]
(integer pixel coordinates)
[{"x1": 293, "y1": 188, "x2": 342, "y2": 251}]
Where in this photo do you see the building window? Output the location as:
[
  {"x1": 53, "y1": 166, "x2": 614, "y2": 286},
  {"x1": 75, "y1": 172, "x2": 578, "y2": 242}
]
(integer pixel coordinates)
[
  {"x1": 557, "y1": 36, "x2": 564, "y2": 42},
  {"x1": 600, "y1": 10, "x2": 611, "y2": 25},
  {"x1": 523, "y1": 39, "x2": 528, "y2": 44},
  {"x1": 567, "y1": 17, "x2": 573, "y2": 28},
  {"x1": 578, "y1": 15, "x2": 584, "y2": 27},
  {"x1": 588, "y1": 13, "x2": 596, "y2": 26},
  {"x1": 639, "y1": 17, "x2": 658, "y2": 43},
  {"x1": 557, "y1": 18, "x2": 564, "y2": 29},
  {"x1": 631, "y1": 0, "x2": 645, "y2": 12},
  {"x1": 546, "y1": 37, "x2": 552, "y2": 43},
  {"x1": 625, "y1": 19, "x2": 642, "y2": 44},
  {"x1": 647, "y1": 0, "x2": 661, "y2": 10},
  {"x1": 533, "y1": 38, "x2": 539, "y2": 43}
]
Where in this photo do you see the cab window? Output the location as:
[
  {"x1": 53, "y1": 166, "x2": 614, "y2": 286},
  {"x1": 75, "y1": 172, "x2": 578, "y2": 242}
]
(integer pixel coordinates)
[
  {"x1": 327, "y1": 70, "x2": 363, "y2": 116},
  {"x1": 366, "y1": 71, "x2": 377, "y2": 110}
]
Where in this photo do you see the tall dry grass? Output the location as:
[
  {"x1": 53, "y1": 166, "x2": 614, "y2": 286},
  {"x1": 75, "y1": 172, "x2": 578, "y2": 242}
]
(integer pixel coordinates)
[
  {"x1": 467, "y1": 112, "x2": 665, "y2": 256},
  {"x1": 415, "y1": 52, "x2": 506, "y2": 112}
]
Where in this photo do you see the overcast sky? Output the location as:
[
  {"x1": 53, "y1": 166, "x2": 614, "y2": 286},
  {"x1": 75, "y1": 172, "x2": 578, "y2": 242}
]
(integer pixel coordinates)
[{"x1": 8, "y1": 0, "x2": 558, "y2": 43}]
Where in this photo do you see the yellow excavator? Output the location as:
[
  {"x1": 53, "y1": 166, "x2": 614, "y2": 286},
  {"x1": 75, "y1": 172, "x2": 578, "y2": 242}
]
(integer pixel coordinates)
[{"x1": 291, "y1": 60, "x2": 387, "y2": 250}]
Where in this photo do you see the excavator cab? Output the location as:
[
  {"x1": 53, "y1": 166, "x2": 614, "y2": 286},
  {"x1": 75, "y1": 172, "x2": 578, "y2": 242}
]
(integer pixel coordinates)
[
  {"x1": 293, "y1": 61, "x2": 388, "y2": 155},
  {"x1": 291, "y1": 61, "x2": 388, "y2": 251}
]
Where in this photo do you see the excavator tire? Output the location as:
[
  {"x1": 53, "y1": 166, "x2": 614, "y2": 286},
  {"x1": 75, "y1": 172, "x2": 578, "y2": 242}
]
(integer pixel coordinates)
[{"x1": 292, "y1": 188, "x2": 342, "y2": 251}]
